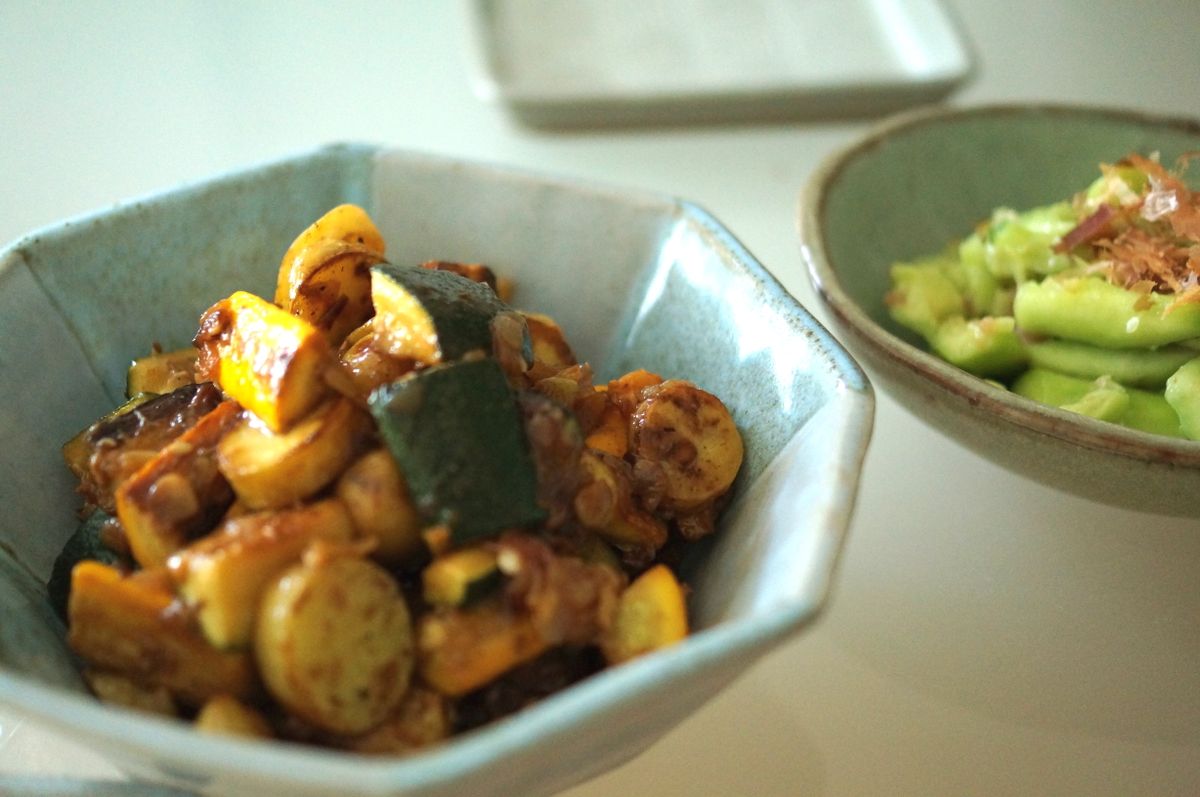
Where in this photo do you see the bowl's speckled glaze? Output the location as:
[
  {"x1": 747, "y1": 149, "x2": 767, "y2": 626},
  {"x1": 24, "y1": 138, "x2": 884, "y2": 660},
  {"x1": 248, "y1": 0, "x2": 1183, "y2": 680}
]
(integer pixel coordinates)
[
  {"x1": 0, "y1": 145, "x2": 873, "y2": 796},
  {"x1": 800, "y1": 103, "x2": 1200, "y2": 516}
]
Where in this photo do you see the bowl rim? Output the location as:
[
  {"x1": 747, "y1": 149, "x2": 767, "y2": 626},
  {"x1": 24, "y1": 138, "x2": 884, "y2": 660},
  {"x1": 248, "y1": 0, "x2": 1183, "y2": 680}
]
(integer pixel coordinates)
[
  {"x1": 799, "y1": 101, "x2": 1200, "y2": 467},
  {"x1": 0, "y1": 142, "x2": 874, "y2": 792}
]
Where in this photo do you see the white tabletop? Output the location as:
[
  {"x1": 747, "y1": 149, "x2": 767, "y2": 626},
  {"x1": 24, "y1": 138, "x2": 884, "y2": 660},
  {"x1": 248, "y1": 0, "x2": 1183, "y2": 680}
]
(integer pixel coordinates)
[{"x1": 2, "y1": 2, "x2": 1199, "y2": 794}]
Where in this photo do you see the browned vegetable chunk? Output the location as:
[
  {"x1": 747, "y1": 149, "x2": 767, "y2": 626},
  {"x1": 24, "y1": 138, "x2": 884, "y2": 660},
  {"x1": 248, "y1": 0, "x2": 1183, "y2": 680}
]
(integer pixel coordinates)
[
  {"x1": 418, "y1": 534, "x2": 622, "y2": 696},
  {"x1": 630, "y1": 379, "x2": 743, "y2": 514},
  {"x1": 217, "y1": 398, "x2": 371, "y2": 511},
  {"x1": 115, "y1": 401, "x2": 240, "y2": 568},
  {"x1": 194, "y1": 291, "x2": 334, "y2": 433},
  {"x1": 168, "y1": 499, "x2": 357, "y2": 650},
  {"x1": 335, "y1": 449, "x2": 424, "y2": 566},
  {"x1": 67, "y1": 562, "x2": 258, "y2": 707},
  {"x1": 66, "y1": 383, "x2": 223, "y2": 514}
]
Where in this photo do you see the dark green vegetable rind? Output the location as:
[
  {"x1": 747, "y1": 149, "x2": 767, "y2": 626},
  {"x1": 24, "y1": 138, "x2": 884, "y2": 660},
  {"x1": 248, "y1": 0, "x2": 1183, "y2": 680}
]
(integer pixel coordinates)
[
  {"x1": 370, "y1": 358, "x2": 546, "y2": 544},
  {"x1": 47, "y1": 510, "x2": 127, "y2": 621},
  {"x1": 372, "y1": 264, "x2": 507, "y2": 361}
]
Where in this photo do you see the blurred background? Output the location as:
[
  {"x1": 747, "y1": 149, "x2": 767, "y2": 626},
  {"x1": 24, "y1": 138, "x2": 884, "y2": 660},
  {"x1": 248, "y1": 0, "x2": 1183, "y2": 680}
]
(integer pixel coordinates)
[{"x1": 2, "y1": 1, "x2": 1200, "y2": 794}]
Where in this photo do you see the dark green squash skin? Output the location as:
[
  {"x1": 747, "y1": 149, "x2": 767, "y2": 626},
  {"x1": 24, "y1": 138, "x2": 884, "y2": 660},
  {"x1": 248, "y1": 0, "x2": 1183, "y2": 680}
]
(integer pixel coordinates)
[
  {"x1": 370, "y1": 358, "x2": 546, "y2": 544},
  {"x1": 372, "y1": 264, "x2": 506, "y2": 361},
  {"x1": 47, "y1": 510, "x2": 127, "y2": 621}
]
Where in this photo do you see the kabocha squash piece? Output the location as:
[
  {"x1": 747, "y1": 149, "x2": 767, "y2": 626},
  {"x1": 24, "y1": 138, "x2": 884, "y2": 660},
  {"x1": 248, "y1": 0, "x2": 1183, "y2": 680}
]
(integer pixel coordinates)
[
  {"x1": 422, "y1": 547, "x2": 501, "y2": 607},
  {"x1": 116, "y1": 401, "x2": 240, "y2": 568},
  {"x1": 126, "y1": 347, "x2": 198, "y2": 397},
  {"x1": 193, "y1": 291, "x2": 334, "y2": 433},
  {"x1": 274, "y1": 204, "x2": 385, "y2": 306},
  {"x1": 255, "y1": 546, "x2": 415, "y2": 735},
  {"x1": 64, "y1": 383, "x2": 223, "y2": 512},
  {"x1": 601, "y1": 564, "x2": 689, "y2": 665},
  {"x1": 195, "y1": 695, "x2": 273, "y2": 739},
  {"x1": 335, "y1": 449, "x2": 424, "y2": 566},
  {"x1": 67, "y1": 562, "x2": 258, "y2": 707},
  {"x1": 370, "y1": 263, "x2": 506, "y2": 365},
  {"x1": 84, "y1": 670, "x2": 177, "y2": 717},
  {"x1": 630, "y1": 379, "x2": 743, "y2": 512},
  {"x1": 167, "y1": 499, "x2": 356, "y2": 650},
  {"x1": 216, "y1": 398, "x2": 371, "y2": 510},
  {"x1": 47, "y1": 510, "x2": 128, "y2": 621},
  {"x1": 417, "y1": 598, "x2": 548, "y2": 698},
  {"x1": 370, "y1": 358, "x2": 545, "y2": 545}
]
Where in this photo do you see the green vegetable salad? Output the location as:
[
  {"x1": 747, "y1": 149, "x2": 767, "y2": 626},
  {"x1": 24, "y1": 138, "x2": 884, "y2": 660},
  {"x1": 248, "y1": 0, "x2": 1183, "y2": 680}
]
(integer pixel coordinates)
[{"x1": 886, "y1": 153, "x2": 1200, "y2": 439}]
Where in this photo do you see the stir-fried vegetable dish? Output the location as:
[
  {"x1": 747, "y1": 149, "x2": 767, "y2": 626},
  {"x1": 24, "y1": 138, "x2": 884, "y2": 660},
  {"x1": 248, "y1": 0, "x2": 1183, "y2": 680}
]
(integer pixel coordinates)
[
  {"x1": 886, "y1": 152, "x2": 1200, "y2": 438},
  {"x1": 53, "y1": 205, "x2": 744, "y2": 750}
]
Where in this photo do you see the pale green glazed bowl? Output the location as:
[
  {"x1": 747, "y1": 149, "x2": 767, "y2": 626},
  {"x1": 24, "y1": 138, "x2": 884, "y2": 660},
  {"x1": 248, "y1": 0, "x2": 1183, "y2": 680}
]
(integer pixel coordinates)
[
  {"x1": 800, "y1": 103, "x2": 1200, "y2": 517},
  {"x1": 0, "y1": 145, "x2": 872, "y2": 795}
]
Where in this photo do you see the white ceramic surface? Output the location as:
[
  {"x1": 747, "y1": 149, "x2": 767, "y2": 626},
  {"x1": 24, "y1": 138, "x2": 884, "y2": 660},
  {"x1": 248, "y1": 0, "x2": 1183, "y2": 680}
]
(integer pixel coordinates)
[
  {"x1": 463, "y1": 0, "x2": 973, "y2": 127},
  {"x1": 0, "y1": 146, "x2": 872, "y2": 796}
]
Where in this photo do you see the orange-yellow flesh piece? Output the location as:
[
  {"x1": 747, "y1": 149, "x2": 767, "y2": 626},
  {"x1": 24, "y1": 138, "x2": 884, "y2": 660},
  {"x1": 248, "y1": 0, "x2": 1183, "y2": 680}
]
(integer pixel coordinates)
[
  {"x1": 195, "y1": 291, "x2": 333, "y2": 433},
  {"x1": 67, "y1": 561, "x2": 257, "y2": 707},
  {"x1": 602, "y1": 564, "x2": 689, "y2": 665}
]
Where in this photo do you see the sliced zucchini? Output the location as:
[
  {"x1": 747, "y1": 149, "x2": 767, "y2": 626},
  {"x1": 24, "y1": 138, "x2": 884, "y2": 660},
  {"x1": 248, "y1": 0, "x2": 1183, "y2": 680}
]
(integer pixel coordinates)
[
  {"x1": 255, "y1": 548, "x2": 415, "y2": 735},
  {"x1": 274, "y1": 204, "x2": 385, "y2": 306},
  {"x1": 47, "y1": 509, "x2": 127, "y2": 621},
  {"x1": 167, "y1": 499, "x2": 356, "y2": 650},
  {"x1": 370, "y1": 263, "x2": 506, "y2": 365},
  {"x1": 369, "y1": 358, "x2": 546, "y2": 545},
  {"x1": 126, "y1": 347, "x2": 198, "y2": 397},
  {"x1": 194, "y1": 291, "x2": 334, "y2": 433},
  {"x1": 279, "y1": 240, "x2": 384, "y2": 345},
  {"x1": 115, "y1": 401, "x2": 239, "y2": 568},
  {"x1": 629, "y1": 379, "x2": 743, "y2": 512},
  {"x1": 217, "y1": 398, "x2": 371, "y2": 510},
  {"x1": 67, "y1": 562, "x2": 258, "y2": 707},
  {"x1": 422, "y1": 547, "x2": 501, "y2": 607}
]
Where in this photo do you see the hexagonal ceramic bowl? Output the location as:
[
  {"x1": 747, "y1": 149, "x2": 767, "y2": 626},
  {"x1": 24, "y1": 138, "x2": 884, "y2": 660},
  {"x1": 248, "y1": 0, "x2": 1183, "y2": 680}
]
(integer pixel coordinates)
[{"x1": 0, "y1": 145, "x2": 872, "y2": 795}]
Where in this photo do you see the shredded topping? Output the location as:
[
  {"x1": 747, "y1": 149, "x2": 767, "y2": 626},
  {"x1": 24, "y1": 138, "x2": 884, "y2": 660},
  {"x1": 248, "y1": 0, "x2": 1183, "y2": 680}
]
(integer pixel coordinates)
[{"x1": 1056, "y1": 152, "x2": 1200, "y2": 312}]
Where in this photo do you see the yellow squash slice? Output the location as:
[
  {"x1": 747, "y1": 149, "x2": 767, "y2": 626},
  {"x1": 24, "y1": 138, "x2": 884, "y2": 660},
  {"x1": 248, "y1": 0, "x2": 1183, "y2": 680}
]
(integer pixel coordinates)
[
  {"x1": 255, "y1": 547, "x2": 414, "y2": 735},
  {"x1": 168, "y1": 499, "x2": 356, "y2": 650},
  {"x1": 601, "y1": 564, "x2": 689, "y2": 665},
  {"x1": 194, "y1": 291, "x2": 334, "y2": 433},
  {"x1": 217, "y1": 398, "x2": 370, "y2": 510},
  {"x1": 67, "y1": 562, "x2": 258, "y2": 707}
]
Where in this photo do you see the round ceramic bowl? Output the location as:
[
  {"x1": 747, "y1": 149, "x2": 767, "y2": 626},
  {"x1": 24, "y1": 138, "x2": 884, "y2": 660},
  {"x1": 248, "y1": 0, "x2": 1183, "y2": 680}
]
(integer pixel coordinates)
[
  {"x1": 0, "y1": 145, "x2": 872, "y2": 796},
  {"x1": 800, "y1": 103, "x2": 1200, "y2": 517}
]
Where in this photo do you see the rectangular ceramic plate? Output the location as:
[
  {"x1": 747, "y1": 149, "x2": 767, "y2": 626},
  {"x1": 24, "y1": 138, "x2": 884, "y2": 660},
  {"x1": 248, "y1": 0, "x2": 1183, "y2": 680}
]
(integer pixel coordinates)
[{"x1": 464, "y1": 0, "x2": 973, "y2": 127}]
